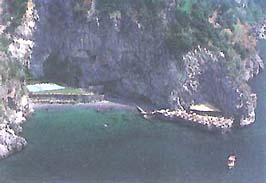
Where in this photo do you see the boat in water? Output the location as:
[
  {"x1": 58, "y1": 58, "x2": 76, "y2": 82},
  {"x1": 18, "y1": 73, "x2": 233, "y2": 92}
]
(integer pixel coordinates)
[{"x1": 227, "y1": 154, "x2": 236, "y2": 169}]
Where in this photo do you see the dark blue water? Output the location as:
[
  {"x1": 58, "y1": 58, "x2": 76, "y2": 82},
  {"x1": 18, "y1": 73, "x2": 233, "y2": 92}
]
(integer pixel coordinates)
[{"x1": 0, "y1": 72, "x2": 266, "y2": 183}]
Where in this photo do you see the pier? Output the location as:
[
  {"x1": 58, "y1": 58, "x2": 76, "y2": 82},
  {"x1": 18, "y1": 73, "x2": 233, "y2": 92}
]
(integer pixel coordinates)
[{"x1": 137, "y1": 106, "x2": 234, "y2": 131}]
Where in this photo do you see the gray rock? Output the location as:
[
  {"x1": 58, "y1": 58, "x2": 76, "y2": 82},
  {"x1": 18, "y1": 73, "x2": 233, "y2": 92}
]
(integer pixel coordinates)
[
  {"x1": 0, "y1": 144, "x2": 9, "y2": 159},
  {"x1": 26, "y1": 0, "x2": 262, "y2": 125},
  {"x1": 0, "y1": 129, "x2": 27, "y2": 159}
]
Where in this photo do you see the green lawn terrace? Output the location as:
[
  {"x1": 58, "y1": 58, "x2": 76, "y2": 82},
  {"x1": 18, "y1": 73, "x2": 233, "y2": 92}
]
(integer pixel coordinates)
[{"x1": 26, "y1": 83, "x2": 104, "y2": 104}]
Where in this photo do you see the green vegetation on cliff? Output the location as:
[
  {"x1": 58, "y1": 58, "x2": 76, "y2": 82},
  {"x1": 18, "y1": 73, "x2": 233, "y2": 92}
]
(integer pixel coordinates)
[
  {"x1": 0, "y1": 34, "x2": 26, "y2": 85},
  {"x1": 0, "y1": 35, "x2": 9, "y2": 53},
  {"x1": 94, "y1": 0, "x2": 263, "y2": 81},
  {"x1": 166, "y1": 0, "x2": 262, "y2": 80},
  {"x1": 96, "y1": 0, "x2": 165, "y2": 13},
  {"x1": 0, "y1": 50, "x2": 26, "y2": 119},
  {"x1": 0, "y1": 0, "x2": 28, "y2": 118},
  {"x1": 95, "y1": 0, "x2": 166, "y2": 28},
  {"x1": 6, "y1": 0, "x2": 28, "y2": 31}
]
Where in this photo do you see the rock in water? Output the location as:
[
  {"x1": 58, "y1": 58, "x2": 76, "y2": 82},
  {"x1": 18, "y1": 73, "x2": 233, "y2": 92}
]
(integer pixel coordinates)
[{"x1": 0, "y1": 129, "x2": 27, "y2": 159}]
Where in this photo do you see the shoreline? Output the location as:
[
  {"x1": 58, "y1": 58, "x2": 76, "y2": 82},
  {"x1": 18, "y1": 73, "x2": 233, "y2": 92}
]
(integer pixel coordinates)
[
  {"x1": 31, "y1": 95, "x2": 157, "y2": 112},
  {"x1": 31, "y1": 97, "x2": 235, "y2": 132},
  {"x1": 32, "y1": 100, "x2": 139, "y2": 112}
]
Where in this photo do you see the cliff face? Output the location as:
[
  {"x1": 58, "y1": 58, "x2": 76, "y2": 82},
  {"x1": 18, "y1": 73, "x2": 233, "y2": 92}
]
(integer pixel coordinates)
[
  {"x1": 0, "y1": 0, "x2": 31, "y2": 159},
  {"x1": 30, "y1": 0, "x2": 184, "y2": 108},
  {"x1": 0, "y1": 61, "x2": 30, "y2": 158},
  {"x1": 27, "y1": 0, "x2": 264, "y2": 126}
]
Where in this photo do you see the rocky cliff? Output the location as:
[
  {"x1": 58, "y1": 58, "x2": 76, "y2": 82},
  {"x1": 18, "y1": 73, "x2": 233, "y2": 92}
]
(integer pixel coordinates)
[
  {"x1": 0, "y1": 0, "x2": 31, "y2": 159},
  {"x1": 24, "y1": 0, "x2": 264, "y2": 126}
]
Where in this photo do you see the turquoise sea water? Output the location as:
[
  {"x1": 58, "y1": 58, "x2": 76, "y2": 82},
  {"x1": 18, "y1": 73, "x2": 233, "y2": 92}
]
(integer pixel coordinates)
[
  {"x1": 0, "y1": 73, "x2": 266, "y2": 182},
  {"x1": 0, "y1": 104, "x2": 265, "y2": 183}
]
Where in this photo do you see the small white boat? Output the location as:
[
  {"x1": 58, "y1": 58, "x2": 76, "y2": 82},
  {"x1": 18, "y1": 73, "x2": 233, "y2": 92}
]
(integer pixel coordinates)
[{"x1": 227, "y1": 155, "x2": 236, "y2": 169}]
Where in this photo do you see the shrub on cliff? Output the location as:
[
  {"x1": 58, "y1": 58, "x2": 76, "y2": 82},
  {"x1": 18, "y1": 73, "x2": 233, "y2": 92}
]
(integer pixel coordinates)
[
  {"x1": 0, "y1": 35, "x2": 9, "y2": 53},
  {"x1": 96, "y1": 0, "x2": 164, "y2": 12},
  {"x1": 96, "y1": 0, "x2": 165, "y2": 24},
  {"x1": 5, "y1": 0, "x2": 28, "y2": 31},
  {"x1": 165, "y1": 8, "x2": 217, "y2": 56},
  {"x1": 0, "y1": 57, "x2": 26, "y2": 84},
  {"x1": 73, "y1": 0, "x2": 91, "y2": 18},
  {"x1": 165, "y1": 0, "x2": 261, "y2": 80}
]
